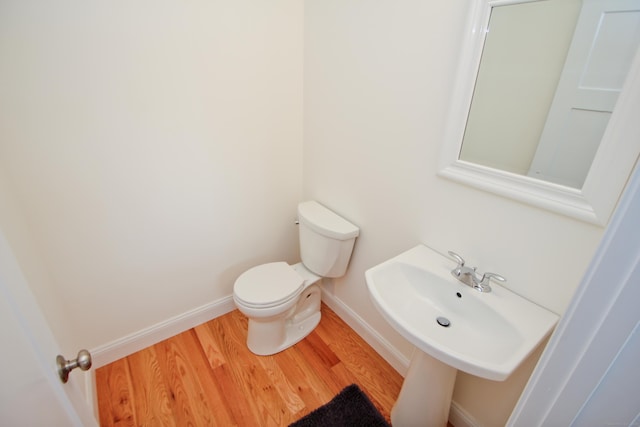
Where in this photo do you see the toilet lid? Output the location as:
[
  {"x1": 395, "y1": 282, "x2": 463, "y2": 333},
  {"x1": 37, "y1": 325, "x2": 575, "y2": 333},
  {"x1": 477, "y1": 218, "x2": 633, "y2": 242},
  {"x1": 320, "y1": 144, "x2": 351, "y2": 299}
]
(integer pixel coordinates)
[{"x1": 234, "y1": 262, "x2": 304, "y2": 308}]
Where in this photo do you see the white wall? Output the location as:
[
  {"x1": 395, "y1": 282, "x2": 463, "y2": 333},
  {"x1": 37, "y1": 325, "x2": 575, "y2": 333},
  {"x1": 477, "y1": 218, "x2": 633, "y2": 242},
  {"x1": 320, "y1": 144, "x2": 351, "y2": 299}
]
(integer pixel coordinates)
[
  {"x1": 0, "y1": 0, "x2": 303, "y2": 353},
  {"x1": 304, "y1": 1, "x2": 605, "y2": 425}
]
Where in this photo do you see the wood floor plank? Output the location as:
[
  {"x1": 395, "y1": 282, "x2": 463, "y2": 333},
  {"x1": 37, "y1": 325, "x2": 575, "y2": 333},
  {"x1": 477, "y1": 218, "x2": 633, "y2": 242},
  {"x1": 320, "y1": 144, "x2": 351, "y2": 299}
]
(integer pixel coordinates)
[
  {"x1": 209, "y1": 363, "x2": 257, "y2": 426},
  {"x1": 293, "y1": 335, "x2": 346, "y2": 396},
  {"x1": 301, "y1": 329, "x2": 341, "y2": 367},
  {"x1": 272, "y1": 346, "x2": 333, "y2": 420},
  {"x1": 174, "y1": 330, "x2": 237, "y2": 426},
  {"x1": 154, "y1": 338, "x2": 201, "y2": 426},
  {"x1": 95, "y1": 358, "x2": 137, "y2": 427},
  {"x1": 96, "y1": 303, "x2": 404, "y2": 426},
  {"x1": 125, "y1": 346, "x2": 176, "y2": 427},
  {"x1": 214, "y1": 311, "x2": 292, "y2": 426},
  {"x1": 199, "y1": 319, "x2": 262, "y2": 426},
  {"x1": 193, "y1": 322, "x2": 227, "y2": 369},
  {"x1": 255, "y1": 352, "x2": 306, "y2": 416},
  {"x1": 315, "y1": 306, "x2": 404, "y2": 412}
]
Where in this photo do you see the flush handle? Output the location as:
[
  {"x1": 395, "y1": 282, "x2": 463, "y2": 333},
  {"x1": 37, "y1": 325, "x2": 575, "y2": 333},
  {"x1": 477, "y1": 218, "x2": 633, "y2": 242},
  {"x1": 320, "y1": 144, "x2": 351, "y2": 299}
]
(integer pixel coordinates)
[{"x1": 56, "y1": 349, "x2": 92, "y2": 383}]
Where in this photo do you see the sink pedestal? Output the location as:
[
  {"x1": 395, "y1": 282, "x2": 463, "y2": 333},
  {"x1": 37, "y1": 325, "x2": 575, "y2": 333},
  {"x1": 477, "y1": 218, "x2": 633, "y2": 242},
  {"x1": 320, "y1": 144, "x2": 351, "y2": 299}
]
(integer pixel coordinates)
[{"x1": 392, "y1": 349, "x2": 457, "y2": 427}]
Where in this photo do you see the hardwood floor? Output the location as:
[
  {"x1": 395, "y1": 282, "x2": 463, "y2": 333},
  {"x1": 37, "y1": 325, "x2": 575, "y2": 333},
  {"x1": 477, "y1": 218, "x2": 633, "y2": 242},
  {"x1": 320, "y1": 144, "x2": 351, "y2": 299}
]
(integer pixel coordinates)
[{"x1": 96, "y1": 303, "x2": 404, "y2": 426}]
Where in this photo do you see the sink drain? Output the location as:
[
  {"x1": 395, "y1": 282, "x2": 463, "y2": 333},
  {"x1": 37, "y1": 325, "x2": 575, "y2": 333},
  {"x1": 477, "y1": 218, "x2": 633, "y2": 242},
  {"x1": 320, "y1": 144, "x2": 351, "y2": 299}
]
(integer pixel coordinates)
[{"x1": 436, "y1": 316, "x2": 451, "y2": 327}]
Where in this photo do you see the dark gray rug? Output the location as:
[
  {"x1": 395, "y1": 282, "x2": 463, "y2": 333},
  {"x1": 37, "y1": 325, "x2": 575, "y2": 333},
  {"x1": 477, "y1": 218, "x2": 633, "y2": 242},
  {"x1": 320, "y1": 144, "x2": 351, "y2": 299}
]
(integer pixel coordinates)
[{"x1": 289, "y1": 384, "x2": 391, "y2": 427}]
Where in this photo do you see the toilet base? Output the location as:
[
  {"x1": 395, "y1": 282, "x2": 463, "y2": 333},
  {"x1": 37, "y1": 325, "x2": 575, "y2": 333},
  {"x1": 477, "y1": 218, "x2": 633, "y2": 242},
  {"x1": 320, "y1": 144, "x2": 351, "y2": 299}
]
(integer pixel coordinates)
[{"x1": 246, "y1": 284, "x2": 321, "y2": 356}]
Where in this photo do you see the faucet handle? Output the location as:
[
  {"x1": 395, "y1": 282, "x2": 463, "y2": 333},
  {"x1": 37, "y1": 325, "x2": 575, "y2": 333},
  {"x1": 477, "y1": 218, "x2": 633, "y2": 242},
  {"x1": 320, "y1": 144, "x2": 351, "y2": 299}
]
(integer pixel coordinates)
[
  {"x1": 479, "y1": 272, "x2": 506, "y2": 286},
  {"x1": 447, "y1": 251, "x2": 465, "y2": 267}
]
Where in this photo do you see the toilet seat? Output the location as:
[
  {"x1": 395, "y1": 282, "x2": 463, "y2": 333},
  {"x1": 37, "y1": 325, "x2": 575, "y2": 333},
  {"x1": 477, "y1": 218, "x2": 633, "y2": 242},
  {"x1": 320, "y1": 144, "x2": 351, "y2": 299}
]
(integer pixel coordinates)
[{"x1": 234, "y1": 262, "x2": 304, "y2": 309}]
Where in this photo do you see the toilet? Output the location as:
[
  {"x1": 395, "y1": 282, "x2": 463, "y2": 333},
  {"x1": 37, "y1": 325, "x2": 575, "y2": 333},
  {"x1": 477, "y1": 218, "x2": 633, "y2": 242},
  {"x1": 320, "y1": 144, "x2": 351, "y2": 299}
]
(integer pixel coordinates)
[{"x1": 233, "y1": 201, "x2": 359, "y2": 356}]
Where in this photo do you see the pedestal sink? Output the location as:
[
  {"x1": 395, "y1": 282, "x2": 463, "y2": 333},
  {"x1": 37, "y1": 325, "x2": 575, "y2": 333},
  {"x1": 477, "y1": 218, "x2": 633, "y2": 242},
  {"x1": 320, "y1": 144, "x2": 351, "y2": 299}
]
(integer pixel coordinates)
[{"x1": 365, "y1": 245, "x2": 558, "y2": 427}]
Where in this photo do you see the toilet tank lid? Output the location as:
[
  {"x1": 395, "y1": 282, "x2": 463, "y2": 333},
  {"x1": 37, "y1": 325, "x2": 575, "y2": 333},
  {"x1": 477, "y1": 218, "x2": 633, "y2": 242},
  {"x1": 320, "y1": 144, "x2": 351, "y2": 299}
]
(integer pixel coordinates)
[{"x1": 298, "y1": 201, "x2": 359, "y2": 240}]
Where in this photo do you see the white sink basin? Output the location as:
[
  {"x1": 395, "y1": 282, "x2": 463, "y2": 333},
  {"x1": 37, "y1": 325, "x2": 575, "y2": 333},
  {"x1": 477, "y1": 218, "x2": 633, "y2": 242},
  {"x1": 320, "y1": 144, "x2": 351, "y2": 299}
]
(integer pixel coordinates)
[{"x1": 366, "y1": 245, "x2": 558, "y2": 381}]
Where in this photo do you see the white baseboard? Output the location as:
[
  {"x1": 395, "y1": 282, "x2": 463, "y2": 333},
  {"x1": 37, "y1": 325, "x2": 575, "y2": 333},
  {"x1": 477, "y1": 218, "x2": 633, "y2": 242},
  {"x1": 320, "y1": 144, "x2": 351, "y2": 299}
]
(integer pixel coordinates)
[
  {"x1": 90, "y1": 295, "x2": 236, "y2": 369},
  {"x1": 449, "y1": 400, "x2": 478, "y2": 427},
  {"x1": 319, "y1": 287, "x2": 479, "y2": 427}
]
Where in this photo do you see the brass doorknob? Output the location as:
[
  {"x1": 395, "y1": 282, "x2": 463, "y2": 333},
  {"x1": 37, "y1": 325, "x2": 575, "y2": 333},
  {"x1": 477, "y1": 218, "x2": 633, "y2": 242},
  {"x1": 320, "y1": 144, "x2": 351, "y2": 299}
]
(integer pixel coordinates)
[{"x1": 56, "y1": 349, "x2": 92, "y2": 383}]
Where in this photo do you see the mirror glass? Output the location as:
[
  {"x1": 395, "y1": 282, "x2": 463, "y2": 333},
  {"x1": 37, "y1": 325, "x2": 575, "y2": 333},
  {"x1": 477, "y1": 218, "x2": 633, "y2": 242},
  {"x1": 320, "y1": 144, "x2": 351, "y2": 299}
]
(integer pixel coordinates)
[{"x1": 459, "y1": 0, "x2": 640, "y2": 189}]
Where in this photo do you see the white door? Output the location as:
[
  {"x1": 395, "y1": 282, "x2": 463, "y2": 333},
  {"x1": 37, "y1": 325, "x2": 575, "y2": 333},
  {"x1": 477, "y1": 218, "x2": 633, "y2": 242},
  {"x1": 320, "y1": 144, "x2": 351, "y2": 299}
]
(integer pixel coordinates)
[
  {"x1": 509, "y1": 156, "x2": 640, "y2": 426},
  {"x1": 0, "y1": 232, "x2": 97, "y2": 426},
  {"x1": 528, "y1": 0, "x2": 640, "y2": 188}
]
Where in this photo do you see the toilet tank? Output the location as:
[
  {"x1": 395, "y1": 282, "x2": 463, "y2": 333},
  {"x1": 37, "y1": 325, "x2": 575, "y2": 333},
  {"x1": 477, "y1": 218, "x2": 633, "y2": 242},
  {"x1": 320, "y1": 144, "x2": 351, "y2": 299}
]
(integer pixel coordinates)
[{"x1": 297, "y1": 201, "x2": 359, "y2": 278}]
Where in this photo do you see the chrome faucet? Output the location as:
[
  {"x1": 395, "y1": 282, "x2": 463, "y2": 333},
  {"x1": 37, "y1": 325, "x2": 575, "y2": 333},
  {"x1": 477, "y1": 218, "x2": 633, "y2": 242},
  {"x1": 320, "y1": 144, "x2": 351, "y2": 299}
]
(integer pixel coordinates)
[{"x1": 447, "y1": 251, "x2": 506, "y2": 293}]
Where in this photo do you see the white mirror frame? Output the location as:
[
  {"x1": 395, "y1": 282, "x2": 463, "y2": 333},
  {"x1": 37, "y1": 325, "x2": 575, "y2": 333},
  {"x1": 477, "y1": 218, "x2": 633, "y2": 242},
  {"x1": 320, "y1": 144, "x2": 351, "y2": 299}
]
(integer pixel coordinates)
[{"x1": 438, "y1": 0, "x2": 640, "y2": 226}]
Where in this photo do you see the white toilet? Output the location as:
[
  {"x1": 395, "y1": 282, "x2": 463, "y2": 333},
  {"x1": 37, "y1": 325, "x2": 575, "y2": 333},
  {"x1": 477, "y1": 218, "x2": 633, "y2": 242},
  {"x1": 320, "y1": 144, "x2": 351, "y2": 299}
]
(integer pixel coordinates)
[{"x1": 233, "y1": 201, "x2": 359, "y2": 356}]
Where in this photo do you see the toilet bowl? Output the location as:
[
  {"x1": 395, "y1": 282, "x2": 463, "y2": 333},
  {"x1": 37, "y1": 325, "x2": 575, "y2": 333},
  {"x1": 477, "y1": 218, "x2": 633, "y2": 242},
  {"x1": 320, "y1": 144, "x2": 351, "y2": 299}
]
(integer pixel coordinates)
[
  {"x1": 233, "y1": 201, "x2": 359, "y2": 356},
  {"x1": 233, "y1": 262, "x2": 322, "y2": 355}
]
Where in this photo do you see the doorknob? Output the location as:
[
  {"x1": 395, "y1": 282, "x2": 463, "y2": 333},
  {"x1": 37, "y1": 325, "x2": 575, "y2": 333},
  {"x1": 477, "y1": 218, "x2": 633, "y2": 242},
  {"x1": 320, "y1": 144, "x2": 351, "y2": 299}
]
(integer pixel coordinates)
[{"x1": 56, "y1": 349, "x2": 92, "y2": 383}]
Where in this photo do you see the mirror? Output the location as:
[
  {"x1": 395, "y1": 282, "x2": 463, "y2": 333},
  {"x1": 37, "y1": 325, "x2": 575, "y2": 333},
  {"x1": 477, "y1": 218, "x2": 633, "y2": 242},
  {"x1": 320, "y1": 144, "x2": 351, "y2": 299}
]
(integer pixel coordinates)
[{"x1": 439, "y1": 0, "x2": 640, "y2": 225}]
